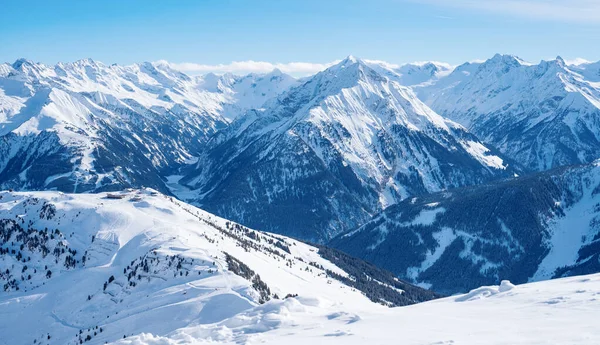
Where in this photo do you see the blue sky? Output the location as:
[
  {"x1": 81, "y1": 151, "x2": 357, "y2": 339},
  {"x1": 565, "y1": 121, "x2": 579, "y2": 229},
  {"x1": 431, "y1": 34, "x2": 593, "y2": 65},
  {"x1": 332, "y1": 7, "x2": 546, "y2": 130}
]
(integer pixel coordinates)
[{"x1": 2, "y1": 0, "x2": 600, "y2": 74}]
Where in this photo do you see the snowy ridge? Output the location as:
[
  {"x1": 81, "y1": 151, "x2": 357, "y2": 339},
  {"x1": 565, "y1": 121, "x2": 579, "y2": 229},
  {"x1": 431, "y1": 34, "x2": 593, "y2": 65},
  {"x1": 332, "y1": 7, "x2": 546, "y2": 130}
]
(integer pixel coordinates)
[
  {"x1": 1, "y1": 189, "x2": 597, "y2": 344},
  {"x1": 180, "y1": 56, "x2": 516, "y2": 242},
  {"x1": 0, "y1": 189, "x2": 435, "y2": 345},
  {"x1": 359, "y1": 60, "x2": 455, "y2": 87}
]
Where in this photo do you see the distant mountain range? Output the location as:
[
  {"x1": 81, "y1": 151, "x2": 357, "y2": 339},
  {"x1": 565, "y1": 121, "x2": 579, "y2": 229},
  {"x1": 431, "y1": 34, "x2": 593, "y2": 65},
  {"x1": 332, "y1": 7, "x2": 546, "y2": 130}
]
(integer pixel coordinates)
[{"x1": 0, "y1": 58, "x2": 295, "y2": 193}]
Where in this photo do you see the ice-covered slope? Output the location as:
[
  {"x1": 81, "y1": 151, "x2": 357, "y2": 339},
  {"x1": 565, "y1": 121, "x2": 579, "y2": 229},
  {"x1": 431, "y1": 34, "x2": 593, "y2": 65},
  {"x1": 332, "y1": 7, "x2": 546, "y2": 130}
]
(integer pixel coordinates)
[
  {"x1": 0, "y1": 59, "x2": 296, "y2": 193},
  {"x1": 110, "y1": 271, "x2": 600, "y2": 345},
  {"x1": 331, "y1": 161, "x2": 600, "y2": 294},
  {"x1": 0, "y1": 189, "x2": 436, "y2": 345},
  {"x1": 179, "y1": 56, "x2": 517, "y2": 242},
  {"x1": 416, "y1": 54, "x2": 600, "y2": 171}
]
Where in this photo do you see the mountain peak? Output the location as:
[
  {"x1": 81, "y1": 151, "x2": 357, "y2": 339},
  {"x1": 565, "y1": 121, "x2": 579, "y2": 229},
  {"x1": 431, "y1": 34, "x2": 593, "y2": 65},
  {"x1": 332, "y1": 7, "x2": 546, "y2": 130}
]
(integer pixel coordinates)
[
  {"x1": 202, "y1": 71, "x2": 219, "y2": 80},
  {"x1": 310, "y1": 55, "x2": 386, "y2": 92},
  {"x1": 537, "y1": 56, "x2": 569, "y2": 72},
  {"x1": 267, "y1": 68, "x2": 284, "y2": 76},
  {"x1": 326, "y1": 55, "x2": 375, "y2": 75},
  {"x1": 419, "y1": 62, "x2": 441, "y2": 72},
  {"x1": 74, "y1": 57, "x2": 97, "y2": 65},
  {"x1": 262, "y1": 68, "x2": 295, "y2": 83},
  {"x1": 477, "y1": 54, "x2": 530, "y2": 74},
  {"x1": 12, "y1": 58, "x2": 35, "y2": 70},
  {"x1": 488, "y1": 54, "x2": 524, "y2": 66},
  {"x1": 345, "y1": 54, "x2": 358, "y2": 62},
  {"x1": 337, "y1": 55, "x2": 364, "y2": 68}
]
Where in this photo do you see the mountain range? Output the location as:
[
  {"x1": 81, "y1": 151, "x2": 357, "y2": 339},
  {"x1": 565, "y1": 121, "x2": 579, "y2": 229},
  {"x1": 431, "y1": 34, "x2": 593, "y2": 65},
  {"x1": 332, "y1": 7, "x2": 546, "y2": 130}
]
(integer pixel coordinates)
[
  {"x1": 0, "y1": 58, "x2": 295, "y2": 193},
  {"x1": 2, "y1": 54, "x2": 600, "y2": 298}
]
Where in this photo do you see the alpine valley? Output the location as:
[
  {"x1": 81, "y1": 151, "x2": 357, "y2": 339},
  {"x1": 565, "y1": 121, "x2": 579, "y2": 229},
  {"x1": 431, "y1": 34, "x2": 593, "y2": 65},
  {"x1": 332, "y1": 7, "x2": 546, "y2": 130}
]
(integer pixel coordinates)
[{"x1": 2, "y1": 54, "x2": 600, "y2": 345}]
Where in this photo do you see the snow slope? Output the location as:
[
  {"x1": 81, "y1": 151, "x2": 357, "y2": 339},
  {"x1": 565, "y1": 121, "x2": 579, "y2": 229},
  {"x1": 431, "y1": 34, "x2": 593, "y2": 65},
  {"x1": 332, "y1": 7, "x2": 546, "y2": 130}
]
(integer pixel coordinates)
[
  {"x1": 110, "y1": 271, "x2": 600, "y2": 345},
  {"x1": 0, "y1": 190, "x2": 435, "y2": 345},
  {"x1": 180, "y1": 56, "x2": 516, "y2": 242},
  {"x1": 416, "y1": 54, "x2": 600, "y2": 171}
]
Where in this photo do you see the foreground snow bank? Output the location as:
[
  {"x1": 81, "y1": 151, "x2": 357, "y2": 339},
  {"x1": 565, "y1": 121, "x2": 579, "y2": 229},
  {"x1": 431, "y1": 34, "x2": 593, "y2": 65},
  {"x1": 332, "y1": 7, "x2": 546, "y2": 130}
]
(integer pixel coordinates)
[{"x1": 112, "y1": 274, "x2": 600, "y2": 345}]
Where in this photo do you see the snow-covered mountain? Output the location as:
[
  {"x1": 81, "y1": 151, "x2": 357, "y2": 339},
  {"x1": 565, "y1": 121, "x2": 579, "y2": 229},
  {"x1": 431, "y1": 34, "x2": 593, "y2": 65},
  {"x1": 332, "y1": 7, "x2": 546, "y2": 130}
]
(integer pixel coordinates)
[
  {"x1": 0, "y1": 189, "x2": 437, "y2": 345},
  {"x1": 0, "y1": 59, "x2": 296, "y2": 193},
  {"x1": 331, "y1": 160, "x2": 600, "y2": 294},
  {"x1": 415, "y1": 54, "x2": 600, "y2": 171},
  {"x1": 355, "y1": 60, "x2": 454, "y2": 87},
  {"x1": 178, "y1": 56, "x2": 518, "y2": 242}
]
